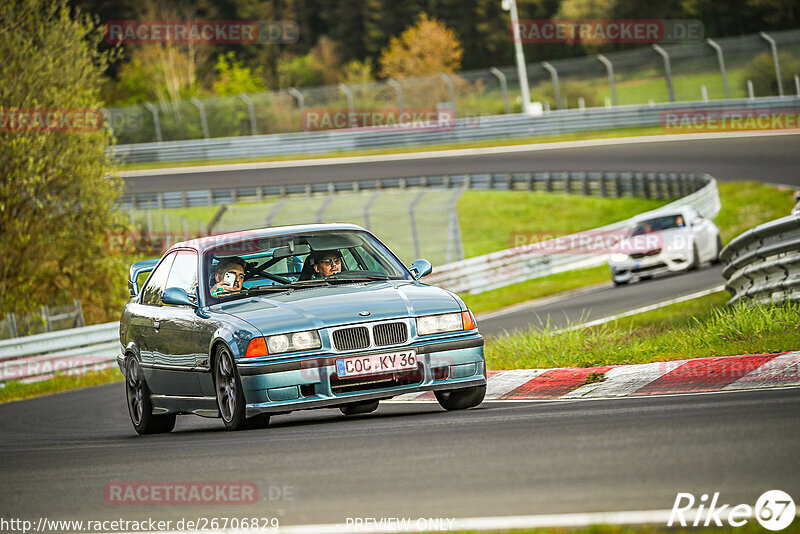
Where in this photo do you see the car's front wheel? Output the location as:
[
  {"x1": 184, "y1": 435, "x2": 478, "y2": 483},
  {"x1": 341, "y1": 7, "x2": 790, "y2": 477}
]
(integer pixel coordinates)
[
  {"x1": 125, "y1": 358, "x2": 176, "y2": 435},
  {"x1": 435, "y1": 385, "x2": 486, "y2": 411},
  {"x1": 214, "y1": 345, "x2": 251, "y2": 431}
]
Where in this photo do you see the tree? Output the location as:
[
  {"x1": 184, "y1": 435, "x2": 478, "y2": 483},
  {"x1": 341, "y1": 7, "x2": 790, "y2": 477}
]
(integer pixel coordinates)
[
  {"x1": 378, "y1": 13, "x2": 463, "y2": 79},
  {"x1": 0, "y1": 0, "x2": 129, "y2": 322}
]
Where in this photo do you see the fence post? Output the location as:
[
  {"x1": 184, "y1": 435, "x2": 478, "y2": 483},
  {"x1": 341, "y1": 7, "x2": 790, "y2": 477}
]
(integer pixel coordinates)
[
  {"x1": 338, "y1": 83, "x2": 356, "y2": 127},
  {"x1": 237, "y1": 93, "x2": 258, "y2": 135},
  {"x1": 446, "y1": 187, "x2": 466, "y2": 263},
  {"x1": 363, "y1": 191, "x2": 382, "y2": 231},
  {"x1": 795, "y1": 74, "x2": 800, "y2": 97},
  {"x1": 7, "y1": 313, "x2": 18, "y2": 338},
  {"x1": 541, "y1": 62, "x2": 563, "y2": 109},
  {"x1": 143, "y1": 102, "x2": 163, "y2": 143},
  {"x1": 439, "y1": 73, "x2": 456, "y2": 114},
  {"x1": 747, "y1": 79, "x2": 755, "y2": 100},
  {"x1": 759, "y1": 32, "x2": 784, "y2": 97},
  {"x1": 74, "y1": 299, "x2": 85, "y2": 327},
  {"x1": 316, "y1": 184, "x2": 336, "y2": 223},
  {"x1": 190, "y1": 97, "x2": 210, "y2": 139},
  {"x1": 652, "y1": 45, "x2": 675, "y2": 102},
  {"x1": 706, "y1": 38, "x2": 730, "y2": 99},
  {"x1": 101, "y1": 109, "x2": 113, "y2": 137},
  {"x1": 489, "y1": 67, "x2": 510, "y2": 114},
  {"x1": 41, "y1": 305, "x2": 51, "y2": 333},
  {"x1": 701, "y1": 85, "x2": 708, "y2": 102},
  {"x1": 265, "y1": 197, "x2": 287, "y2": 227},
  {"x1": 408, "y1": 190, "x2": 426, "y2": 259},
  {"x1": 288, "y1": 88, "x2": 305, "y2": 114},
  {"x1": 387, "y1": 78, "x2": 405, "y2": 109},
  {"x1": 596, "y1": 54, "x2": 617, "y2": 106}
]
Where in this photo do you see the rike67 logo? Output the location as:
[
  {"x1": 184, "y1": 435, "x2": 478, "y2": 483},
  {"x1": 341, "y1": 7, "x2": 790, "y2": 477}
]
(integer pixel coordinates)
[{"x1": 669, "y1": 490, "x2": 796, "y2": 531}]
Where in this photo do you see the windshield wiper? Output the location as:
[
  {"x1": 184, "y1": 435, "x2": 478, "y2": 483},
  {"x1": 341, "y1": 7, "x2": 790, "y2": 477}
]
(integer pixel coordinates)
[
  {"x1": 245, "y1": 285, "x2": 296, "y2": 294},
  {"x1": 324, "y1": 273, "x2": 390, "y2": 283}
]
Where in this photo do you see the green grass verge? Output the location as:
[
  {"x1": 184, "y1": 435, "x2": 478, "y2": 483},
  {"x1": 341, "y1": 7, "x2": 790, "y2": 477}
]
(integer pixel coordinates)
[
  {"x1": 0, "y1": 367, "x2": 123, "y2": 404},
  {"x1": 485, "y1": 292, "x2": 800, "y2": 370},
  {"x1": 464, "y1": 265, "x2": 609, "y2": 314}
]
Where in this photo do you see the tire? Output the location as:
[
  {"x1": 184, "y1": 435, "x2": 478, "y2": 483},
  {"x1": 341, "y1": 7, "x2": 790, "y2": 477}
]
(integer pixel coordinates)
[
  {"x1": 435, "y1": 385, "x2": 486, "y2": 411},
  {"x1": 613, "y1": 278, "x2": 629, "y2": 287},
  {"x1": 639, "y1": 275, "x2": 653, "y2": 281},
  {"x1": 340, "y1": 400, "x2": 379, "y2": 416},
  {"x1": 688, "y1": 243, "x2": 700, "y2": 271},
  {"x1": 214, "y1": 344, "x2": 250, "y2": 431},
  {"x1": 125, "y1": 358, "x2": 176, "y2": 435},
  {"x1": 710, "y1": 235, "x2": 723, "y2": 265}
]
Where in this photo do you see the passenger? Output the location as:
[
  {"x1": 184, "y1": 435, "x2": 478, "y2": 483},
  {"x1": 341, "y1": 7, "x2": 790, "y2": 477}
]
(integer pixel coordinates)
[
  {"x1": 210, "y1": 257, "x2": 246, "y2": 296},
  {"x1": 675, "y1": 215, "x2": 685, "y2": 227}
]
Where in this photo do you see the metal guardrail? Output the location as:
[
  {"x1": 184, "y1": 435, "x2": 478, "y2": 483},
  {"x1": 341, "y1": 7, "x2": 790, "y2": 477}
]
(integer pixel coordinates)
[
  {"x1": 2, "y1": 171, "x2": 719, "y2": 381},
  {"x1": 112, "y1": 96, "x2": 800, "y2": 163},
  {"x1": 0, "y1": 322, "x2": 120, "y2": 383},
  {"x1": 721, "y1": 212, "x2": 800, "y2": 305},
  {"x1": 427, "y1": 172, "x2": 720, "y2": 294}
]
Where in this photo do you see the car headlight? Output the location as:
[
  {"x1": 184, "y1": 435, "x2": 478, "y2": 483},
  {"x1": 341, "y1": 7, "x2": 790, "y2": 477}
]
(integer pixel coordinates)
[
  {"x1": 265, "y1": 330, "x2": 321, "y2": 354},
  {"x1": 610, "y1": 253, "x2": 629, "y2": 262},
  {"x1": 416, "y1": 311, "x2": 475, "y2": 336}
]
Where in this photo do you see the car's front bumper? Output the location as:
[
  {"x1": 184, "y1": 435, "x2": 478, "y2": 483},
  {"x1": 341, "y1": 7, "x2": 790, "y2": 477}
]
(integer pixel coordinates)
[
  {"x1": 237, "y1": 335, "x2": 486, "y2": 416},
  {"x1": 610, "y1": 250, "x2": 691, "y2": 282}
]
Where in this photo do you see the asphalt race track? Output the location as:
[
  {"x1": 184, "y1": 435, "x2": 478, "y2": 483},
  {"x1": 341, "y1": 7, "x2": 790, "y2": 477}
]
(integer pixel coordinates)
[
  {"x1": 0, "y1": 384, "x2": 798, "y2": 528},
  {"x1": 123, "y1": 133, "x2": 800, "y2": 193}
]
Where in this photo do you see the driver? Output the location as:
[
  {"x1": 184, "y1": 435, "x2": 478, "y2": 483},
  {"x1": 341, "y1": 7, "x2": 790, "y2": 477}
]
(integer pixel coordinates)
[
  {"x1": 210, "y1": 256, "x2": 246, "y2": 296},
  {"x1": 312, "y1": 250, "x2": 343, "y2": 278}
]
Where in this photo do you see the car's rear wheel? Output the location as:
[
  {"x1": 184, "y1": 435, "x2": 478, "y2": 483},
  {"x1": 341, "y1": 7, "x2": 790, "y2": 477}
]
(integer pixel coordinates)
[
  {"x1": 214, "y1": 345, "x2": 252, "y2": 431},
  {"x1": 340, "y1": 400, "x2": 379, "y2": 415},
  {"x1": 435, "y1": 385, "x2": 486, "y2": 411},
  {"x1": 125, "y1": 358, "x2": 176, "y2": 435}
]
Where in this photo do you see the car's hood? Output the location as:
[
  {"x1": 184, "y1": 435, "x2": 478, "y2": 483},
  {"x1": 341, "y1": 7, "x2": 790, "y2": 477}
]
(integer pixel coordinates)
[{"x1": 209, "y1": 281, "x2": 461, "y2": 336}]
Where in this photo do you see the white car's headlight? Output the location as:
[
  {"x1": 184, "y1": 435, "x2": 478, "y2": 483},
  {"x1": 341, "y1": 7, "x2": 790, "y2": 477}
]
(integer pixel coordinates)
[
  {"x1": 266, "y1": 330, "x2": 321, "y2": 354},
  {"x1": 416, "y1": 312, "x2": 474, "y2": 336},
  {"x1": 610, "y1": 253, "x2": 629, "y2": 262}
]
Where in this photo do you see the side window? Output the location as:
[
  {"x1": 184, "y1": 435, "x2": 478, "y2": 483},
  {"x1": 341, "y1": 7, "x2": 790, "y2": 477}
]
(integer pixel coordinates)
[
  {"x1": 165, "y1": 250, "x2": 199, "y2": 302},
  {"x1": 140, "y1": 253, "x2": 176, "y2": 306}
]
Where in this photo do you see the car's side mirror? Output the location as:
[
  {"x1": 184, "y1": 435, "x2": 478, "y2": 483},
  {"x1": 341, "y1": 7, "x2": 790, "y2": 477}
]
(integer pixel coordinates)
[
  {"x1": 409, "y1": 259, "x2": 433, "y2": 280},
  {"x1": 162, "y1": 287, "x2": 197, "y2": 307}
]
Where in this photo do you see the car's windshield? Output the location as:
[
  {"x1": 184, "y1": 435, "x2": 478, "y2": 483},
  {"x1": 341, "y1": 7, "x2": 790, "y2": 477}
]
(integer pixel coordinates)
[
  {"x1": 629, "y1": 215, "x2": 686, "y2": 236},
  {"x1": 203, "y1": 230, "x2": 412, "y2": 303}
]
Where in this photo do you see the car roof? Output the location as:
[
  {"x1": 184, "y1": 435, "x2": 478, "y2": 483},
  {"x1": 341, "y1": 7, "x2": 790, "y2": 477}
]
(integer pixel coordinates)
[{"x1": 165, "y1": 223, "x2": 368, "y2": 254}]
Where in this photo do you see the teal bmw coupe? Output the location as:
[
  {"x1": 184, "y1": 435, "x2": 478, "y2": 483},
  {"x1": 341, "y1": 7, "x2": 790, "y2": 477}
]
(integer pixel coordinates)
[{"x1": 119, "y1": 224, "x2": 486, "y2": 433}]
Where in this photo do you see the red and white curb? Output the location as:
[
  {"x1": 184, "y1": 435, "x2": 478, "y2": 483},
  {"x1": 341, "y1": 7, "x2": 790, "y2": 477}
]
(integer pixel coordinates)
[{"x1": 393, "y1": 352, "x2": 800, "y2": 401}]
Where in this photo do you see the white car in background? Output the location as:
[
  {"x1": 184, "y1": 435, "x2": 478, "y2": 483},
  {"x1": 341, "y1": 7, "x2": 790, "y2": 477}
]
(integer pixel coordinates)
[{"x1": 609, "y1": 207, "x2": 722, "y2": 286}]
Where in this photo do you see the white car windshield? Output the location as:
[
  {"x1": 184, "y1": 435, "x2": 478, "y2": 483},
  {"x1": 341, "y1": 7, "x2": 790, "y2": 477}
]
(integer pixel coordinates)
[{"x1": 630, "y1": 215, "x2": 686, "y2": 236}]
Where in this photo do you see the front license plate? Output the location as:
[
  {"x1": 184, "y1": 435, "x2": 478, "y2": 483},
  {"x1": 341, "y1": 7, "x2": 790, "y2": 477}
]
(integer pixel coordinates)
[{"x1": 336, "y1": 351, "x2": 417, "y2": 378}]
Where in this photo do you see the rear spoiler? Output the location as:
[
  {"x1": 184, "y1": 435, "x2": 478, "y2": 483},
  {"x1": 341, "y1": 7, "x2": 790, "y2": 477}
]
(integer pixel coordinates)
[{"x1": 128, "y1": 258, "x2": 159, "y2": 297}]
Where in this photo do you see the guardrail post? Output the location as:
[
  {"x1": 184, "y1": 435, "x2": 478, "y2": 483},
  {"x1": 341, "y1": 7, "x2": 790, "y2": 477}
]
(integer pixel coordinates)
[
  {"x1": 143, "y1": 102, "x2": 163, "y2": 143},
  {"x1": 795, "y1": 74, "x2": 800, "y2": 97},
  {"x1": 363, "y1": 191, "x2": 382, "y2": 231},
  {"x1": 6, "y1": 313, "x2": 18, "y2": 338},
  {"x1": 408, "y1": 190, "x2": 426, "y2": 259},
  {"x1": 387, "y1": 78, "x2": 405, "y2": 109},
  {"x1": 545, "y1": 172, "x2": 552, "y2": 193},
  {"x1": 41, "y1": 305, "x2": 51, "y2": 333},
  {"x1": 74, "y1": 299, "x2": 85, "y2": 327},
  {"x1": 338, "y1": 83, "x2": 356, "y2": 127},
  {"x1": 747, "y1": 79, "x2": 755, "y2": 100},
  {"x1": 190, "y1": 97, "x2": 210, "y2": 139},
  {"x1": 652, "y1": 45, "x2": 675, "y2": 102},
  {"x1": 541, "y1": 62, "x2": 563, "y2": 109},
  {"x1": 759, "y1": 32, "x2": 784, "y2": 97},
  {"x1": 614, "y1": 173, "x2": 622, "y2": 198},
  {"x1": 439, "y1": 73, "x2": 456, "y2": 114},
  {"x1": 581, "y1": 172, "x2": 589, "y2": 196},
  {"x1": 526, "y1": 172, "x2": 533, "y2": 191},
  {"x1": 706, "y1": 38, "x2": 730, "y2": 99},
  {"x1": 599, "y1": 173, "x2": 607, "y2": 198},
  {"x1": 596, "y1": 55, "x2": 617, "y2": 106},
  {"x1": 489, "y1": 67, "x2": 510, "y2": 114},
  {"x1": 565, "y1": 172, "x2": 572, "y2": 194},
  {"x1": 701, "y1": 85, "x2": 709, "y2": 102},
  {"x1": 237, "y1": 93, "x2": 258, "y2": 135}
]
